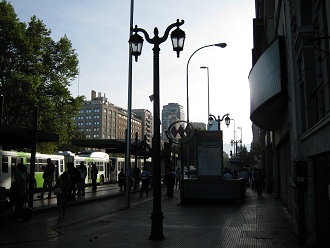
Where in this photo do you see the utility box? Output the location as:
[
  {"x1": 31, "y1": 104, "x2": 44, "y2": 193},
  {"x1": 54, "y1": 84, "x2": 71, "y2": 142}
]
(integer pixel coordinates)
[{"x1": 293, "y1": 160, "x2": 307, "y2": 186}]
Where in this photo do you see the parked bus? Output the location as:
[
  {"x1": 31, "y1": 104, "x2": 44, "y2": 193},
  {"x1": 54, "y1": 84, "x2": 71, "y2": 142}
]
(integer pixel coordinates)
[{"x1": 0, "y1": 150, "x2": 111, "y2": 191}]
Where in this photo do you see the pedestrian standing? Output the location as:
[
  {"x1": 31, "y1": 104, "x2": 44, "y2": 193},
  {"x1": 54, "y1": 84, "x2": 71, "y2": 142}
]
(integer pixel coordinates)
[
  {"x1": 132, "y1": 166, "x2": 141, "y2": 190},
  {"x1": 56, "y1": 172, "x2": 70, "y2": 220},
  {"x1": 175, "y1": 167, "x2": 181, "y2": 189},
  {"x1": 37, "y1": 158, "x2": 55, "y2": 199},
  {"x1": 77, "y1": 162, "x2": 87, "y2": 196},
  {"x1": 91, "y1": 163, "x2": 98, "y2": 192},
  {"x1": 118, "y1": 168, "x2": 124, "y2": 191},
  {"x1": 140, "y1": 167, "x2": 150, "y2": 197},
  {"x1": 166, "y1": 168, "x2": 176, "y2": 198},
  {"x1": 67, "y1": 162, "x2": 79, "y2": 201},
  {"x1": 14, "y1": 163, "x2": 27, "y2": 221}
]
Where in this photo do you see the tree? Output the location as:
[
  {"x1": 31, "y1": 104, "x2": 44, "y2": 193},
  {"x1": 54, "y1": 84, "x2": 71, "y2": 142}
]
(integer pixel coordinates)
[{"x1": 0, "y1": 1, "x2": 84, "y2": 153}]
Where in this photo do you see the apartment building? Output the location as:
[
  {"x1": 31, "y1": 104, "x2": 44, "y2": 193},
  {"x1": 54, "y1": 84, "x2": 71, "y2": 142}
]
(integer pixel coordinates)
[{"x1": 75, "y1": 90, "x2": 145, "y2": 142}]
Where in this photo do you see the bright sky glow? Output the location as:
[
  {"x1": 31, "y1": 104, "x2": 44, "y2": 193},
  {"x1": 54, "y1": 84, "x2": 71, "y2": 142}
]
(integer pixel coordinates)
[{"x1": 8, "y1": 0, "x2": 255, "y2": 153}]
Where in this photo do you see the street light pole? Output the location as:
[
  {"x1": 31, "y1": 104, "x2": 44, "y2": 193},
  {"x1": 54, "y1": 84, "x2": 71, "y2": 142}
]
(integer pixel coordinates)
[
  {"x1": 186, "y1": 43, "x2": 226, "y2": 124},
  {"x1": 200, "y1": 66, "x2": 209, "y2": 128},
  {"x1": 129, "y1": 19, "x2": 185, "y2": 240}
]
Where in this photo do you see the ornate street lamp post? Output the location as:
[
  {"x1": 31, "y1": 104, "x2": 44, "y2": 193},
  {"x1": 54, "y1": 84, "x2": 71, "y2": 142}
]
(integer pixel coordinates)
[
  {"x1": 129, "y1": 19, "x2": 185, "y2": 240},
  {"x1": 208, "y1": 113, "x2": 231, "y2": 130}
]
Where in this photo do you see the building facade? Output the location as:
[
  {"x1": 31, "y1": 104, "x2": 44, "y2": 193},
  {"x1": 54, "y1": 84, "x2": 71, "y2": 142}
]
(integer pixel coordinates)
[
  {"x1": 132, "y1": 109, "x2": 153, "y2": 147},
  {"x1": 75, "y1": 91, "x2": 146, "y2": 142},
  {"x1": 161, "y1": 103, "x2": 185, "y2": 142},
  {"x1": 249, "y1": 1, "x2": 330, "y2": 246}
]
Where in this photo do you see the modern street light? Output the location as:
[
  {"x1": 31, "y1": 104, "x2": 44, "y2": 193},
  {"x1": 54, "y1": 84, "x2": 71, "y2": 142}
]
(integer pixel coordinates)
[
  {"x1": 200, "y1": 66, "x2": 210, "y2": 128},
  {"x1": 129, "y1": 19, "x2": 185, "y2": 240},
  {"x1": 208, "y1": 113, "x2": 231, "y2": 130},
  {"x1": 186, "y1": 43, "x2": 227, "y2": 123}
]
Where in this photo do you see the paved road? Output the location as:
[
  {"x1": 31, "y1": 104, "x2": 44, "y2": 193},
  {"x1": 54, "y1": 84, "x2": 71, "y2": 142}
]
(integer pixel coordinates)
[{"x1": 1, "y1": 185, "x2": 301, "y2": 248}]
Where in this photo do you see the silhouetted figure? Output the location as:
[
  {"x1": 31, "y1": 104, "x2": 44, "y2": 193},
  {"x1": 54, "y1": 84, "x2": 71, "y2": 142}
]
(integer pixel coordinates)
[
  {"x1": 166, "y1": 168, "x2": 176, "y2": 198},
  {"x1": 56, "y1": 172, "x2": 70, "y2": 220},
  {"x1": 67, "y1": 162, "x2": 79, "y2": 201},
  {"x1": 77, "y1": 162, "x2": 87, "y2": 196},
  {"x1": 118, "y1": 168, "x2": 124, "y2": 191},
  {"x1": 140, "y1": 167, "x2": 150, "y2": 197},
  {"x1": 91, "y1": 163, "x2": 98, "y2": 192},
  {"x1": 254, "y1": 168, "x2": 263, "y2": 196},
  {"x1": 132, "y1": 166, "x2": 141, "y2": 190},
  {"x1": 37, "y1": 158, "x2": 55, "y2": 199}
]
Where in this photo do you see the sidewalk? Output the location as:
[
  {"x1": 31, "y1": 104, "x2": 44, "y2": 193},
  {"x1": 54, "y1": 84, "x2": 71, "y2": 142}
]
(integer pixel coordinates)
[{"x1": 1, "y1": 186, "x2": 301, "y2": 248}]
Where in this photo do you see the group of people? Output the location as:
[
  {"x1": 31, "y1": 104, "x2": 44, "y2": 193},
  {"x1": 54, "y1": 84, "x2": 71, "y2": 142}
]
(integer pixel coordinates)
[
  {"x1": 117, "y1": 166, "x2": 181, "y2": 199},
  {"x1": 54, "y1": 161, "x2": 98, "y2": 220},
  {"x1": 223, "y1": 167, "x2": 264, "y2": 196},
  {"x1": 117, "y1": 166, "x2": 150, "y2": 197},
  {"x1": 7, "y1": 158, "x2": 98, "y2": 221}
]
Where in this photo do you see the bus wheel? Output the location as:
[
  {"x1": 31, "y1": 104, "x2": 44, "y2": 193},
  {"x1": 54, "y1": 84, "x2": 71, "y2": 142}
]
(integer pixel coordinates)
[{"x1": 100, "y1": 175, "x2": 104, "y2": 185}]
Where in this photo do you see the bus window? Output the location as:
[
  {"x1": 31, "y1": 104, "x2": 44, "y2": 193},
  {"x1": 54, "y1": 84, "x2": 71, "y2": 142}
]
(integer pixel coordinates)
[{"x1": 1, "y1": 157, "x2": 9, "y2": 173}]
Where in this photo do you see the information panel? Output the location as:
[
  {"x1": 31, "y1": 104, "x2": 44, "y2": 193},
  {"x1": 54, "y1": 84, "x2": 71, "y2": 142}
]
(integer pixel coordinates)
[{"x1": 196, "y1": 131, "x2": 223, "y2": 177}]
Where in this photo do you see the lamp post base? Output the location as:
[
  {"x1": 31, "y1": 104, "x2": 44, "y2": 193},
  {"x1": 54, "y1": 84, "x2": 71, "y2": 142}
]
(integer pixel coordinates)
[{"x1": 150, "y1": 210, "x2": 164, "y2": 240}]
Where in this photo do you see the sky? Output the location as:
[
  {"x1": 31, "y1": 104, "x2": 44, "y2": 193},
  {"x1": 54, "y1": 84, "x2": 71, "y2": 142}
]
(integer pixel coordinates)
[{"x1": 8, "y1": 0, "x2": 255, "y2": 154}]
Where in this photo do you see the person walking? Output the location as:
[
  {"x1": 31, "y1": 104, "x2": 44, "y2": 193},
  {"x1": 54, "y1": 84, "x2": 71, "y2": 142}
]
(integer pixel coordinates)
[
  {"x1": 254, "y1": 168, "x2": 263, "y2": 196},
  {"x1": 55, "y1": 172, "x2": 70, "y2": 220},
  {"x1": 239, "y1": 167, "x2": 250, "y2": 187},
  {"x1": 37, "y1": 158, "x2": 55, "y2": 199},
  {"x1": 140, "y1": 167, "x2": 150, "y2": 197},
  {"x1": 91, "y1": 163, "x2": 98, "y2": 192}
]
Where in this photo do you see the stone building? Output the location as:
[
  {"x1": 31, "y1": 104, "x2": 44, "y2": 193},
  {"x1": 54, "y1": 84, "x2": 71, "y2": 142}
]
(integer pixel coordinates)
[{"x1": 249, "y1": 1, "x2": 330, "y2": 246}]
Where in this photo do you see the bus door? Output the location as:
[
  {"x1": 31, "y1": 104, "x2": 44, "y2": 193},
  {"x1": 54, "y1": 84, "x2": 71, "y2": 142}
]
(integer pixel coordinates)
[{"x1": 0, "y1": 155, "x2": 12, "y2": 189}]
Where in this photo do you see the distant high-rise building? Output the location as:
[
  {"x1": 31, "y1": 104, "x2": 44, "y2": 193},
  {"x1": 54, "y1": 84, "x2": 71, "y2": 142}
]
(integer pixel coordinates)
[{"x1": 162, "y1": 103, "x2": 185, "y2": 142}]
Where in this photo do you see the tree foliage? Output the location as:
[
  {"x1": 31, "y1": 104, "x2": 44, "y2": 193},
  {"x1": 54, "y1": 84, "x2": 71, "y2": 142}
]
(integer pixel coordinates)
[{"x1": 0, "y1": 1, "x2": 84, "y2": 153}]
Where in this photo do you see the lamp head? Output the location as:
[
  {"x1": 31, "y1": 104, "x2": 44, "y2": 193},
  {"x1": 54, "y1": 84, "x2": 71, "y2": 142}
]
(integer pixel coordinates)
[
  {"x1": 171, "y1": 24, "x2": 186, "y2": 58},
  {"x1": 208, "y1": 116, "x2": 214, "y2": 126},
  {"x1": 225, "y1": 115, "x2": 231, "y2": 127},
  {"x1": 129, "y1": 31, "x2": 144, "y2": 62},
  {"x1": 214, "y1": 43, "x2": 227, "y2": 48}
]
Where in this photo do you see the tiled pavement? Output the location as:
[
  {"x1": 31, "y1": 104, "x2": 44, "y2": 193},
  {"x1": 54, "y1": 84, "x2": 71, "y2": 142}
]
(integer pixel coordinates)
[{"x1": 0, "y1": 185, "x2": 300, "y2": 248}]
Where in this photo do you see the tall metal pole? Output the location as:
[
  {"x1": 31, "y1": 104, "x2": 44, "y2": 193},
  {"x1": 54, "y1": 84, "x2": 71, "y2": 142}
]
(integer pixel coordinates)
[
  {"x1": 200, "y1": 66, "x2": 210, "y2": 128},
  {"x1": 150, "y1": 38, "x2": 163, "y2": 240},
  {"x1": 124, "y1": 0, "x2": 134, "y2": 208}
]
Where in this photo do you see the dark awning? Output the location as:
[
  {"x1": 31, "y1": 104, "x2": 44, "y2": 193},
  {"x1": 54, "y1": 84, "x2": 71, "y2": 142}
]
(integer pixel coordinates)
[
  {"x1": 0, "y1": 124, "x2": 59, "y2": 149},
  {"x1": 72, "y1": 139, "x2": 152, "y2": 157}
]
